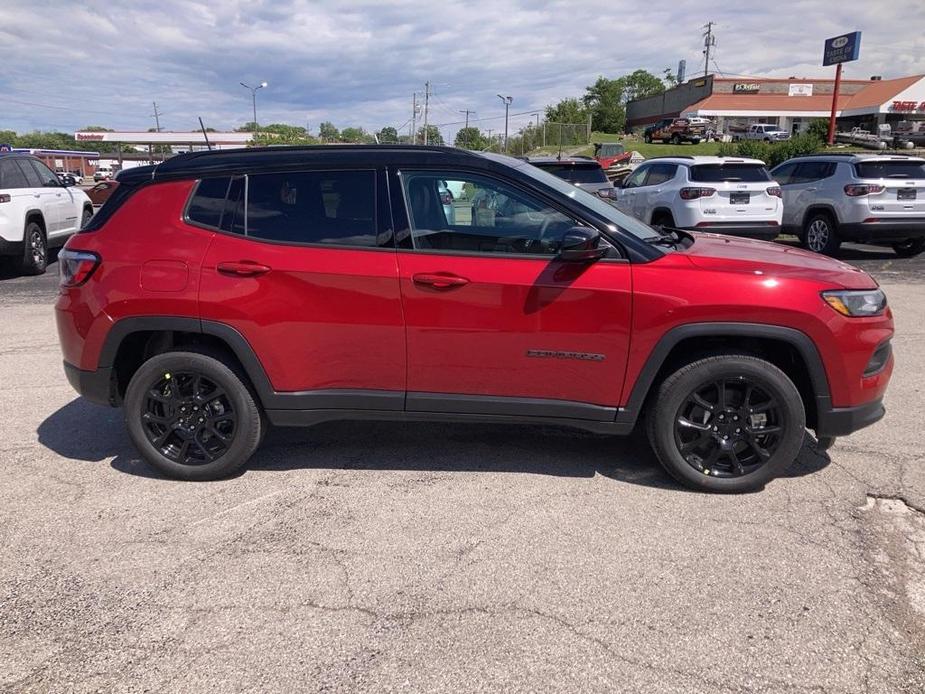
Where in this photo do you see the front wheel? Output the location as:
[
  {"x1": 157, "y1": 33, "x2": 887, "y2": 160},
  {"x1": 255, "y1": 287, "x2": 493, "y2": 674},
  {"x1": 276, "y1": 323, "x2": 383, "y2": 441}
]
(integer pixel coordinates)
[
  {"x1": 671, "y1": 134, "x2": 681, "y2": 145},
  {"x1": 124, "y1": 350, "x2": 263, "y2": 480},
  {"x1": 646, "y1": 355, "x2": 806, "y2": 493},
  {"x1": 892, "y1": 238, "x2": 925, "y2": 258}
]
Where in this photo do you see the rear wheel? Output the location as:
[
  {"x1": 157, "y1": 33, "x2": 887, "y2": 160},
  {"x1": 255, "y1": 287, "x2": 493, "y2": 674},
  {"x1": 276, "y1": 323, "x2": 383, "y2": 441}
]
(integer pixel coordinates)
[
  {"x1": 124, "y1": 350, "x2": 263, "y2": 480},
  {"x1": 646, "y1": 355, "x2": 805, "y2": 493},
  {"x1": 19, "y1": 221, "x2": 47, "y2": 275},
  {"x1": 651, "y1": 211, "x2": 675, "y2": 229},
  {"x1": 644, "y1": 133, "x2": 653, "y2": 144},
  {"x1": 671, "y1": 133, "x2": 681, "y2": 145},
  {"x1": 803, "y1": 212, "x2": 841, "y2": 256},
  {"x1": 892, "y1": 238, "x2": 925, "y2": 258}
]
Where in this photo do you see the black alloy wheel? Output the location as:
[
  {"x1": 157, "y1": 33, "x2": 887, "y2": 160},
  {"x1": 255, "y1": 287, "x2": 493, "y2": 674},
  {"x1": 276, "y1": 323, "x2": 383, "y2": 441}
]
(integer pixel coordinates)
[
  {"x1": 124, "y1": 350, "x2": 263, "y2": 480},
  {"x1": 141, "y1": 371, "x2": 237, "y2": 466},
  {"x1": 674, "y1": 377, "x2": 783, "y2": 478}
]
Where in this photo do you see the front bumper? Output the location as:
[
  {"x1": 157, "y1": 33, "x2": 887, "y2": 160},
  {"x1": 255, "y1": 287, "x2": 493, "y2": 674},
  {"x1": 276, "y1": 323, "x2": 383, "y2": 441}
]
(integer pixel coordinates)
[
  {"x1": 840, "y1": 219, "x2": 925, "y2": 243},
  {"x1": 815, "y1": 397, "x2": 885, "y2": 437},
  {"x1": 63, "y1": 361, "x2": 114, "y2": 406}
]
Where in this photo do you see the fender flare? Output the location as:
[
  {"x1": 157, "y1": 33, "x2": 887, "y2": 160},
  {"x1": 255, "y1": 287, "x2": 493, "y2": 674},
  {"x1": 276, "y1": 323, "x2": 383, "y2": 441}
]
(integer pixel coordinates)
[
  {"x1": 802, "y1": 204, "x2": 841, "y2": 228},
  {"x1": 615, "y1": 322, "x2": 832, "y2": 426}
]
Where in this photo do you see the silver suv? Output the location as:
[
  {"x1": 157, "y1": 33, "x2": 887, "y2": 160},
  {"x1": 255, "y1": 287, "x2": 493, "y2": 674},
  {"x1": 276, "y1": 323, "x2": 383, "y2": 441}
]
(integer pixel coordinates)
[{"x1": 771, "y1": 154, "x2": 925, "y2": 257}]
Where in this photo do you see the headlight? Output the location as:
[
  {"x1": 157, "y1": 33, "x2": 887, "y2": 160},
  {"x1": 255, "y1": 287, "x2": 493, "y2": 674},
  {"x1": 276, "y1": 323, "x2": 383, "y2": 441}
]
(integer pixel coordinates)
[{"x1": 821, "y1": 289, "x2": 887, "y2": 317}]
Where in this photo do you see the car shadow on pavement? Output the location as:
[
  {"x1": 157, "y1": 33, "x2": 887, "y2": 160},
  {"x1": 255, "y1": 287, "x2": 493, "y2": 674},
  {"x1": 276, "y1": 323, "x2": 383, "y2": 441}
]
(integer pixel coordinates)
[{"x1": 39, "y1": 398, "x2": 833, "y2": 492}]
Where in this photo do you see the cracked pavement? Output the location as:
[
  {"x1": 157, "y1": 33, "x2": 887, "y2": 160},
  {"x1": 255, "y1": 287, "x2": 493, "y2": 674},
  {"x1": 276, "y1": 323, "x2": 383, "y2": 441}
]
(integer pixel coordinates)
[{"x1": 1, "y1": 254, "x2": 924, "y2": 692}]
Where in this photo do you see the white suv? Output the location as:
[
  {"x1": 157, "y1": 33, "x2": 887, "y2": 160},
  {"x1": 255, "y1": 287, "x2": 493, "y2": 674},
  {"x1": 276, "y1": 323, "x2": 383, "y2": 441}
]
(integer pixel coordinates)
[
  {"x1": 0, "y1": 153, "x2": 93, "y2": 274},
  {"x1": 612, "y1": 156, "x2": 782, "y2": 240},
  {"x1": 770, "y1": 154, "x2": 925, "y2": 257}
]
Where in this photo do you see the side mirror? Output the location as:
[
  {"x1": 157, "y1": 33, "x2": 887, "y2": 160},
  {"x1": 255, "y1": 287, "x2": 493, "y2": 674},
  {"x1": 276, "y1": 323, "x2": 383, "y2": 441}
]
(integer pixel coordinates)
[{"x1": 558, "y1": 227, "x2": 605, "y2": 262}]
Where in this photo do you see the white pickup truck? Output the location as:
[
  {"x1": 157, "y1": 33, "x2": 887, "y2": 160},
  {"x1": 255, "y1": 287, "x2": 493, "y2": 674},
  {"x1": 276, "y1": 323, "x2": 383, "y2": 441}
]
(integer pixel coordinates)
[{"x1": 743, "y1": 124, "x2": 791, "y2": 142}]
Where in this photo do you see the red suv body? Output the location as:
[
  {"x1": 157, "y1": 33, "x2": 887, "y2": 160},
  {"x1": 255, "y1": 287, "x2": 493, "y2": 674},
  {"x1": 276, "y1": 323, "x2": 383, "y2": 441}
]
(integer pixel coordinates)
[{"x1": 56, "y1": 146, "x2": 893, "y2": 492}]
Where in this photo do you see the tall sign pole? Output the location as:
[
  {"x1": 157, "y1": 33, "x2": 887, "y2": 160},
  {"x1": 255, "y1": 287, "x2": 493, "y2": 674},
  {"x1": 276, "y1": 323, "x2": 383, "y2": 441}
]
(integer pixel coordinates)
[{"x1": 822, "y1": 31, "x2": 862, "y2": 145}]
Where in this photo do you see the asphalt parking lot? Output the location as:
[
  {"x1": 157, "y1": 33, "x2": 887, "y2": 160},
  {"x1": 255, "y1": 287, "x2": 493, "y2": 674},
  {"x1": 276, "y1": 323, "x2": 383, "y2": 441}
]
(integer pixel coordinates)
[{"x1": 1, "y1": 244, "x2": 924, "y2": 692}]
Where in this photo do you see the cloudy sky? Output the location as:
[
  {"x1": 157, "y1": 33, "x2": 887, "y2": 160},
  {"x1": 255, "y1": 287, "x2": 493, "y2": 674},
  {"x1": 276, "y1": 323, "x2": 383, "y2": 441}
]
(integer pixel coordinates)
[{"x1": 1, "y1": 0, "x2": 924, "y2": 142}]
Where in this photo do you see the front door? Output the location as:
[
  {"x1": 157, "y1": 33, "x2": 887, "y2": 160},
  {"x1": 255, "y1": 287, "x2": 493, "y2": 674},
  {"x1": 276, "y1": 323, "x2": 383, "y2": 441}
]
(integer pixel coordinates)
[
  {"x1": 391, "y1": 168, "x2": 632, "y2": 419},
  {"x1": 197, "y1": 169, "x2": 406, "y2": 410}
]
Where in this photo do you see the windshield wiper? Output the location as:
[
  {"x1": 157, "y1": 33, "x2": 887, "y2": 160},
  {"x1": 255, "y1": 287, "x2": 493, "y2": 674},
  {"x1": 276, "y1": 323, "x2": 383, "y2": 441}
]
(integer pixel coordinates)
[{"x1": 644, "y1": 226, "x2": 693, "y2": 247}]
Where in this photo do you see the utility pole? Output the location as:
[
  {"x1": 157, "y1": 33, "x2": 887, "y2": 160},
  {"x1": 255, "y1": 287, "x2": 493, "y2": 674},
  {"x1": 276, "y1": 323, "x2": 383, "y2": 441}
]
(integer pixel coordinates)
[
  {"x1": 497, "y1": 94, "x2": 512, "y2": 152},
  {"x1": 702, "y1": 21, "x2": 716, "y2": 77},
  {"x1": 150, "y1": 102, "x2": 163, "y2": 132},
  {"x1": 423, "y1": 81, "x2": 431, "y2": 145},
  {"x1": 411, "y1": 92, "x2": 418, "y2": 144},
  {"x1": 458, "y1": 109, "x2": 476, "y2": 147}
]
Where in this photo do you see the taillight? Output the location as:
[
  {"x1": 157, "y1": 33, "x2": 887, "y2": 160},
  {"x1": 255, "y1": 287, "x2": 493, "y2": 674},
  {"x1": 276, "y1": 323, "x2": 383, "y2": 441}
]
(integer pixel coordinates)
[
  {"x1": 766, "y1": 186, "x2": 782, "y2": 198},
  {"x1": 0, "y1": 194, "x2": 10, "y2": 203},
  {"x1": 58, "y1": 249, "x2": 100, "y2": 287},
  {"x1": 844, "y1": 184, "x2": 885, "y2": 196},
  {"x1": 679, "y1": 187, "x2": 716, "y2": 200}
]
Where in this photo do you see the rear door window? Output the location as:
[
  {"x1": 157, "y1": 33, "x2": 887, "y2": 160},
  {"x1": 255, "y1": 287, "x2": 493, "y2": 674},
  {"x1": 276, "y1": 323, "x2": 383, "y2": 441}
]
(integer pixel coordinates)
[
  {"x1": 29, "y1": 160, "x2": 61, "y2": 187},
  {"x1": 689, "y1": 164, "x2": 771, "y2": 182},
  {"x1": 246, "y1": 170, "x2": 377, "y2": 247},
  {"x1": 854, "y1": 160, "x2": 925, "y2": 179},
  {"x1": 644, "y1": 163, "x2": 677, "y2": 186},
  {"x1": 792, "y1": 162, "x2": 835, "y2": 183},
  {"x1": 15, "y1": 160, "x2": 43, "y2": 188}
]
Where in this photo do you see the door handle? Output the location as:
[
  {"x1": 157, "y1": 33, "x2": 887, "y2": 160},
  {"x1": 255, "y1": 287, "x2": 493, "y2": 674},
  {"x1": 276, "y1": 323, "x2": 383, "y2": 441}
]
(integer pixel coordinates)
[
  {"x1": 412, "y1": 273, "x2": 469, "y2": 289},
  {"x1": 805, "y1": 187, "x2": 817, "y2": 192},
  {"x1": 217, "y1": 261, "x2": 272, "y2": 277}
]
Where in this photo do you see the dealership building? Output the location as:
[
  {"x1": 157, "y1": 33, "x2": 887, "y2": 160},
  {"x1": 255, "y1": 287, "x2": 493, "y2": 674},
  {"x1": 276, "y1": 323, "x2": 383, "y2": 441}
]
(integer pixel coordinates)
[{"x1": 626, "y1": 73, "x2": 925, "y2": 135}]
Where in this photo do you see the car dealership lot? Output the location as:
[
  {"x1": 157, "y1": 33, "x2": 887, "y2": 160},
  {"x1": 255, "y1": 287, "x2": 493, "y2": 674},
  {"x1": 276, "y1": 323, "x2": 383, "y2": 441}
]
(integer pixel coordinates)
[{"x1": 1, "y1": 252, "x2": 924, "y2": 691}]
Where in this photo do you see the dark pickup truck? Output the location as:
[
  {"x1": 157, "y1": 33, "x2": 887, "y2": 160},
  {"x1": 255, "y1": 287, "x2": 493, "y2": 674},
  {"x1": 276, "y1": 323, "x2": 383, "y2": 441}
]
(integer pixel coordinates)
[{"x1": 643, "y1": 118, "x2": 705, "y2": 145}]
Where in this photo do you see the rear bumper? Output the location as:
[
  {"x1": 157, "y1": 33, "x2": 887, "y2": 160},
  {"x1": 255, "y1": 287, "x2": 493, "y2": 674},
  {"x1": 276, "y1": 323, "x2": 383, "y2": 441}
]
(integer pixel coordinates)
[
  {"x1": 815, "y1": 397, "x2": 885, "y2": 437},
  {"x1": 685, "y1": 224, "x2": 781, "y2": 241},
  {"x1": 63, "y1": 361, "x2": 114, "y2": 406},
  {"x1": 0, "y1": 237, "x2": 24, "y2": 258},
  {"x1": 840, "y1": 219, "x2": 925, "y2": 242}
]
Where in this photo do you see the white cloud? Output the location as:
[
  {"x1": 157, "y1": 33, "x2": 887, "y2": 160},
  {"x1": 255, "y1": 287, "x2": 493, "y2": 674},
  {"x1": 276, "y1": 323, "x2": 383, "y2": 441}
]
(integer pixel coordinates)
[{"x1": 0, "y1": 0, "x2": 922, "y2": 139}]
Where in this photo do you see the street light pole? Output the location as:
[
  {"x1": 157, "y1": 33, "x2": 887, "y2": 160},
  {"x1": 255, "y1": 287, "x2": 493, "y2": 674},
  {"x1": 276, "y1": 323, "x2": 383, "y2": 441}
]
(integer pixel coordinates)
[
  {"x1": 497, "y1": 94, "x2": 512, "y2": 152},
  {"x1": 240, "y1": 81, "x2": 268, "y2": 137}
]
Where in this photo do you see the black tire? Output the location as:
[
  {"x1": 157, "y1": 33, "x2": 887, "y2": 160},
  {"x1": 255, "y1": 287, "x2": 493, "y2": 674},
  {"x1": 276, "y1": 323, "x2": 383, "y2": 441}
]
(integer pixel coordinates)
[
  {"x1": 19, "y1": 220, "x2": 47, "y2": 275},
  {"x1": 646, "y1": 354, "x2": 806, "y2": 493},
  {"x1": 691, "y1": 138, "x2": 701, "y2": 145},
  {"x1": 644, "y1": 133, "x2": 652, "y2": 144},
  {"x1": 671, "y1": 134, "x2": 681, "y2": 145},
  {"x1": 892, "y1": 238, "x2": 925, "y2": 258},
  {"x1": 802, "y1": 212, "x2": 841, "y2": 256},
  {"x1": 81, "y1": 207, "x2": 93, "y2": 229},
  {"x1": 124, "y1": 350, "x2": 263, "y2": 480}
]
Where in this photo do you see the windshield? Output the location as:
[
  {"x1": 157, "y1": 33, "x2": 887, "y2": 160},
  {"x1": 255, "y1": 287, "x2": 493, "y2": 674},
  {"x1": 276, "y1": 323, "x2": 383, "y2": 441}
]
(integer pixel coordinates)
[
  {"x1": 479, "y1": 152, "x2": 663, "y2": 242},
  {"x1": 537, "y1": 163, "x2": 609, "y2": 184},
  {"x1": 690, "y1": 164, "x2": 771, "y2": 182},
  {"x1": 855, "y1": 160, "x2": 925, "y2": 179}
]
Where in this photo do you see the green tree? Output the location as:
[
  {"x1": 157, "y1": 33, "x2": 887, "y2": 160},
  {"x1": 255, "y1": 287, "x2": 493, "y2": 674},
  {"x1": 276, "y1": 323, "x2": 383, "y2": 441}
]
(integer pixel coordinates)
[
  {"x1": 545, "y1": 97, "x2": 588, "y2": 125},
  {"x1": 583, "y1": 77, "x2": 624, "y2": 133},
  {"x1": 318, "y1": 121, "x2": 339, "y2": 142},
  {"x1": 621, "y1": 69, "x2": 666, "y2": 102},
  {"x1": 454, "y1": 127, "x2": 486, "y2": 149},
  {"x1": 235, "y1": 122, "x2": 259, "y2": 133},
  {"x1": 416, "y1": 125, "x2": 444, "y2": 145},
  {"x1": 340, "y1": 127, "x2": 373, "y2": 143},
  {"x1": 806, "y1": 118, "x2": 830, "y2": 142},
  {"x1": 377, "y1": 126, "x2": 399, "y2": 144}
]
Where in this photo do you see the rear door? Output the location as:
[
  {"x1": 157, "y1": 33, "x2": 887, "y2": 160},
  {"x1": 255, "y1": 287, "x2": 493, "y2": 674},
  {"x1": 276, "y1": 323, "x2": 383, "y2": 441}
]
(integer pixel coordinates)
[
  {"x1": 689, "y1": 162, "x2": 779, "y2": 222},
  {"x1": 771, "y1": 162, "x2": 800, "y2": 227},
  {"x1": 635, "y1": 163, "x2": 677, "y2": 222},
  {"x1": 197, "y1": 169, "x2": 406, "y2": 409},
  {"x1": 391, "y1": 168, "x2": 632, "y2": 415},
  {"x1": 14, "y1": 159, "x2": 60, "y2": 233},
  {"x1": 28, "y1": 159, "x2": 78, "y2": 238},
  {"x1": 854, "y1": 159, "x2": 925, "y2": 218}
]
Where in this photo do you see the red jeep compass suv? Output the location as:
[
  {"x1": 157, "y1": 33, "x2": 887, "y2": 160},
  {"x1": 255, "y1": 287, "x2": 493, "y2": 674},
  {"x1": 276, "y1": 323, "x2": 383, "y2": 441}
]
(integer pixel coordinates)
[{"x1": 55, "y1": 146, "x2": 893, "y2": 492}]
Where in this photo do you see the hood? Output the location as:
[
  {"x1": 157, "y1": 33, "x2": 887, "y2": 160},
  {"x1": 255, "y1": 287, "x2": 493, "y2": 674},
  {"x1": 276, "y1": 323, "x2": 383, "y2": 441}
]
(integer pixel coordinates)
[{"x1": 680, "y1": 232, "x2": 877, "y2": 289}]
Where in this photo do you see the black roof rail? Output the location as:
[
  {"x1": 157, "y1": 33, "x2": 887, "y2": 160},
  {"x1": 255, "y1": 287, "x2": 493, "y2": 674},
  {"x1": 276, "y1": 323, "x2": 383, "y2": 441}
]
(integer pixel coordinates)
[{"x1": 643, "y1": 155, "x2": 696, "y2": 160}]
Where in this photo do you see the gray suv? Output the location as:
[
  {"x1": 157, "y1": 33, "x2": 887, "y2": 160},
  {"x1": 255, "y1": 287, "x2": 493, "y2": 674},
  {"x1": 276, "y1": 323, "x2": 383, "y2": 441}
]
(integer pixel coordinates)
[
  {"x1": 526, "y1": 157, "x2": 615, "y2": 199},
  {"x1": 771, "y1": 154, "x2": 925, "y2": 257}
]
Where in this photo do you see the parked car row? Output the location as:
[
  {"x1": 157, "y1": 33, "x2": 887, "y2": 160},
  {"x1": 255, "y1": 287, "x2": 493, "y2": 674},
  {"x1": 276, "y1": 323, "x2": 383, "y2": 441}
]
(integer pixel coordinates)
[{"x1": 532, "y1": 153, "x2": 925, "y2": 258}]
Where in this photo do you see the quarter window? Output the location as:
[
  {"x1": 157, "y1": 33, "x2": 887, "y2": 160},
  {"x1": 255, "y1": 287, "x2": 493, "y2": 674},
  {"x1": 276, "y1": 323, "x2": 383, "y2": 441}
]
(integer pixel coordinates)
[
  {"x1": 401, "y1": 171, "x2": 576, "y2": 255},
  {"x1": 0, "y1": 159, "x2": 29, "y2": 189},
  {"x1": 246, "y1": 170, "x2": 376, "y2": 246}
]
